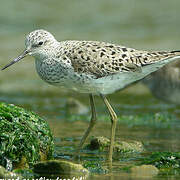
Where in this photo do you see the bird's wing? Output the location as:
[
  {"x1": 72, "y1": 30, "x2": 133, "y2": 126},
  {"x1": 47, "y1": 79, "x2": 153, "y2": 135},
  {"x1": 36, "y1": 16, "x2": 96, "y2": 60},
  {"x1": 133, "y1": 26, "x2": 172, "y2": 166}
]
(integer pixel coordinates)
[{"x1": 62, "y1": 40, "x2": 178, "y2": 78}]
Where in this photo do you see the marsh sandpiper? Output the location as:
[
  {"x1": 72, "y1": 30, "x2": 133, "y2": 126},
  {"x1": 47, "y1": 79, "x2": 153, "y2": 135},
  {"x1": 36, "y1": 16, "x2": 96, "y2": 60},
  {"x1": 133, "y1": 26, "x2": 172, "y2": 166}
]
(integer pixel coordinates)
[{"x1": 2, "y1": 29, "x2": 180, "y2": 169}]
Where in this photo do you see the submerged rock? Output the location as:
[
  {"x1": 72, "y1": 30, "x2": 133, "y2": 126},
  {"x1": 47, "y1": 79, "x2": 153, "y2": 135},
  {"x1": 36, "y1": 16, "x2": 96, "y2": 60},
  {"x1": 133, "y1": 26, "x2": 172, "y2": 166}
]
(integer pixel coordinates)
[
  {"x1": 0, "y1": 165, "x2": 22, "y2": 179},
  {"x1": 130, "y1": 165, "x2": 159, "y2": 178},
  {"x1": 34, "y1": 160, "x2": 89, "y2": 179},
  {"x1": 0, "y1": 102, "x2": 54, "y2": 170},
  {"x1": 89, "y1": 136, "x2": 144, "y2": 153}
]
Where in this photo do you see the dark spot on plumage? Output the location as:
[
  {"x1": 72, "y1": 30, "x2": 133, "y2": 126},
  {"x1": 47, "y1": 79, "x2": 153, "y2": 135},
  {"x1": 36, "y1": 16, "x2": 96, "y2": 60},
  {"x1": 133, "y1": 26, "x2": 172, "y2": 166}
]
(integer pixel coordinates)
[
  {"x1": 111, "y1": 51, "x2": 116, "y2": 55},
  {"x1": 81, "y1": 55, "x2": 84, "y2": 59},
  {"x1": 63, "y1": 57, "x2": 66, "y2": 60},
  {"x1": 122, "y1": 54, "x2": 127, "y2": 58},
  {"x1": 136, "y1": 55, "x2": 142, "y2": 59},
  {"x1": 115, "y1": 67, "x2": 119, "y2": 70},
  {"x1": 78, "y1": 50, "x2": 83, "y2": 54},
  {"x1": 105, "y1": 62, "x2": 108, "y2": 65},
  {"x1": 87, "y1": 56, "x2": 90, "y2": 61},
  {"x1": 144, "y1": 57, "x2": 148, "y2": 61},
  {"x1": 100, "y1": 52, "x2": 105, "y2": 57},
  {"x1": 102, "y1": 49, "x2": 106, "y2": 52},
  {"x1": 158, "y1": 51, "x2": 167, "y2": 54},
  {"x1": 78, "y1": 68, "x2": 82, "y2": 71},
  {"x1": 121, "y1": 67, "x2": 129, "y2": 71},
  {"x1": 101, "y1": 64, "x2": 105, "y2": 68},
  {"x1": 119, "y1": 63, "x2": 123, "y2": 66},
  {"x1": 122, "y1": 48, "x2": 127, "y2": 52},
  {"x1": 107, "y1": 45, "x2": 114, "y2": 48},
  {"x1": 119, "y1": 59, "x2": 123, "y2": 62},
  {"x1": 74, "y1": 56, "x2": 78, "y2": 59},
  {"x1": 152, "y1": 53, "x2": 158, "y2": 56},
  {"x1": 92, "y1": 49, "x2": 96, "y2": 52},
  {"x1": 108, "y1": 65, "x2": 111, "y2": 68}
]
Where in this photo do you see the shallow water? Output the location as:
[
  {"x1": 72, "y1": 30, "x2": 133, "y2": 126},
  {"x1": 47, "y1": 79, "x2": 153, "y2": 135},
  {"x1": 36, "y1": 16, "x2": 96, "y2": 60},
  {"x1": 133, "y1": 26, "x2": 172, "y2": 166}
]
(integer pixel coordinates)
[{"x1": 1, "y1": 0, "x2": 180, "y2": 179}]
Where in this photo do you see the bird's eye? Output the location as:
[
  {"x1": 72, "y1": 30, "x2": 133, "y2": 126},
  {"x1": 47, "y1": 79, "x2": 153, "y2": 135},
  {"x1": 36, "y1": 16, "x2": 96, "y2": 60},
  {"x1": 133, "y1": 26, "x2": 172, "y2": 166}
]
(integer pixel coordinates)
[{"x1": 38, "y1": 41, "x2": 43, "y2": 46}]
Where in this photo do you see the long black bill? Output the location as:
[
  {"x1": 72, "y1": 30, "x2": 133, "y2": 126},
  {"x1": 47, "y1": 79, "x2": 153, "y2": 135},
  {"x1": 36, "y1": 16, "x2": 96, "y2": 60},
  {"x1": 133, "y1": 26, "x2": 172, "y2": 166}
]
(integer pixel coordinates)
[{"x1": 1, "y1": 50, "x2": 29, "y2": 70}]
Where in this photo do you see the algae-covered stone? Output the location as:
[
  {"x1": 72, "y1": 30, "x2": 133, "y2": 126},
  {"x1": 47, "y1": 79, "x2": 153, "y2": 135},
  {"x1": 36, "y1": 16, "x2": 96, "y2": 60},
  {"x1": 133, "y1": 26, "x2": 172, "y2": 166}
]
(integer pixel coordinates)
[
  {"x1": 34, "y1": 160, "x2": 89, "y2": 179},
  {"x1": 140, "y1": 152, "x2": 180, "y2": 175},
  {"x1": 130, "y1": 165, "x2": 159, "y2": 178},
  {"x1": 0, "y1": 102, "x2": 54, "y2": 169},
  {"x1": 115, "y1": 140, "x2": 144, "y2": 153},
  {"x1": 89, "y1": 136, "x2": 144, "y2": 153},
  {"x1": 0, "y1": 165, "x2": 22, "y2": 179}
]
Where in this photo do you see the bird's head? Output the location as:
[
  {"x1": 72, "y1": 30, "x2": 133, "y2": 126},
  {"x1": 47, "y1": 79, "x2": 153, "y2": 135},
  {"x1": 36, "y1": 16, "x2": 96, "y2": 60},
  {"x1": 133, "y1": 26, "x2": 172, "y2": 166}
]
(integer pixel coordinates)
[{"x1": 2, "y1": 29, "x2": 57, "y2": 70}]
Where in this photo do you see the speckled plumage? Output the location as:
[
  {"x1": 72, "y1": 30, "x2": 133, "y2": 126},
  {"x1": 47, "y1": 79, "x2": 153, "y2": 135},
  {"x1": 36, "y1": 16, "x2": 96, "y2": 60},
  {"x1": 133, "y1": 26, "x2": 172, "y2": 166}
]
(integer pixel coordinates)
[
  {"x1": 3, "y1": 29, "x2": 180, "y2": 94},
  {"x1": 23, "y1": 29, "x2": 180, "y2": 94}
]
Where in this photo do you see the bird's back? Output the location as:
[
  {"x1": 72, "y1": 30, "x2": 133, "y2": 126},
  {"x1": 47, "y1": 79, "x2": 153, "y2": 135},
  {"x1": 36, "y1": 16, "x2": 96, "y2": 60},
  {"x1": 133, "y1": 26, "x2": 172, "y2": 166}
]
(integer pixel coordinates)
[{"x1": 59, "y1": 40, "x2": 180, "y2": 78}]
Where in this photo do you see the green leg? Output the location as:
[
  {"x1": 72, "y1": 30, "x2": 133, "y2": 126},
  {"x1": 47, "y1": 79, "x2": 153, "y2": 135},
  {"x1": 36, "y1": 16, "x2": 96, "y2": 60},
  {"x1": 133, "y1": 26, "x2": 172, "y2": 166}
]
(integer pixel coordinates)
[
  {"x1": 76, "y1": 94, "x2": 97, "y2": 153},
  {"x1": 101, "y1": 94, "x2": 117, "y2": 170}
]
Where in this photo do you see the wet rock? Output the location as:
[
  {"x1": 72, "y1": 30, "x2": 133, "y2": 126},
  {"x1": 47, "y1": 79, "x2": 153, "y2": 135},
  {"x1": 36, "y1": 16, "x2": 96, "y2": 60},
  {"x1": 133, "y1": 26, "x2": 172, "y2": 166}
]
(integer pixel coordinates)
[
  {"x1": 0, "y1": 165, "x2": 22, "y2": 179},
  {"x1": 65, "y1": 98, "x2": 89, "y2": 115},
  {"x1": 130, "y1": 165, "x2": 159, "y2": 178},
  {"x1": 115, "y1": 140, "x2": 144, "y2": 153},
  {"x1": 0, "y1": 102, "x2": 54, "y2": 170},
  {"x1": 34, "y1": 160, "x2": 89, "y2": 179},
  {"x1": 89, "y1": 136, "x2": 144, "y2": 153},
  {"x1": 89, "y1": 136, "x2": 110, "y2": 150}
]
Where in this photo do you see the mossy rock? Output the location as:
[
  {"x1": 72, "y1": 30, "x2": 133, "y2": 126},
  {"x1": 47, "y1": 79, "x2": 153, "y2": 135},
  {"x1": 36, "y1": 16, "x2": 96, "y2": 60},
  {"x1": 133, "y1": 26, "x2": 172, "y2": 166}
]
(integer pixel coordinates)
[
  {"x1": 0, "y1": 165, "x2": 22, "y2": 179},
  {"x1": 140, "y1": 152, "x2": 180, "y2": 175},
  {"x1": 34, "y1": 160, "x2": 89, "y2": 179},
  {"x1": 130, "y1": 165, "x2": 159, "y2": 178},
  {"x1": 0, "y1": 102, "x2": 54, "y2": 170},
  {"x1": 88, "y1": 136, "x2": 144, "y2": 153}
]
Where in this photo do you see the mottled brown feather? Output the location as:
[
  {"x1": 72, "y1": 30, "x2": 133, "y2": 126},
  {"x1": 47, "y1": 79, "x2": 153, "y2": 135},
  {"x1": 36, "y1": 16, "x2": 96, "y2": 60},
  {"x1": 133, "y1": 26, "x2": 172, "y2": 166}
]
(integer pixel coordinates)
[{"x1": 60, "y1": 41, "x2": 179, "y2": 78}]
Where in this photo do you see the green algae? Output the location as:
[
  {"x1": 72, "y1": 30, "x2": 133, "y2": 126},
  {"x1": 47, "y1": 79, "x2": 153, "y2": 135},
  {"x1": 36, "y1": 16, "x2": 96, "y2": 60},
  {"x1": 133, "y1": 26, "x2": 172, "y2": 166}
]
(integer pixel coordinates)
[
  {"x1": 83, "y1": 161, "x2": 107, "y2": 174},
  {"x1": 0, "y1": 102, "x2": 54, "y2": 169},
  {"x1": 140, "y1": 152, "x2": 180, "y2": 175}
]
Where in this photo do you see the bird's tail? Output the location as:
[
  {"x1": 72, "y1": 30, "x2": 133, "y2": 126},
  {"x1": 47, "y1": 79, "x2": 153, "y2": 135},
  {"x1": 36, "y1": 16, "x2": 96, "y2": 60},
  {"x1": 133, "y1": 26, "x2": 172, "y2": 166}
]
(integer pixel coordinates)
[{"x1": 170, "y1": 50, "x2": 180, "y2": 56}]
